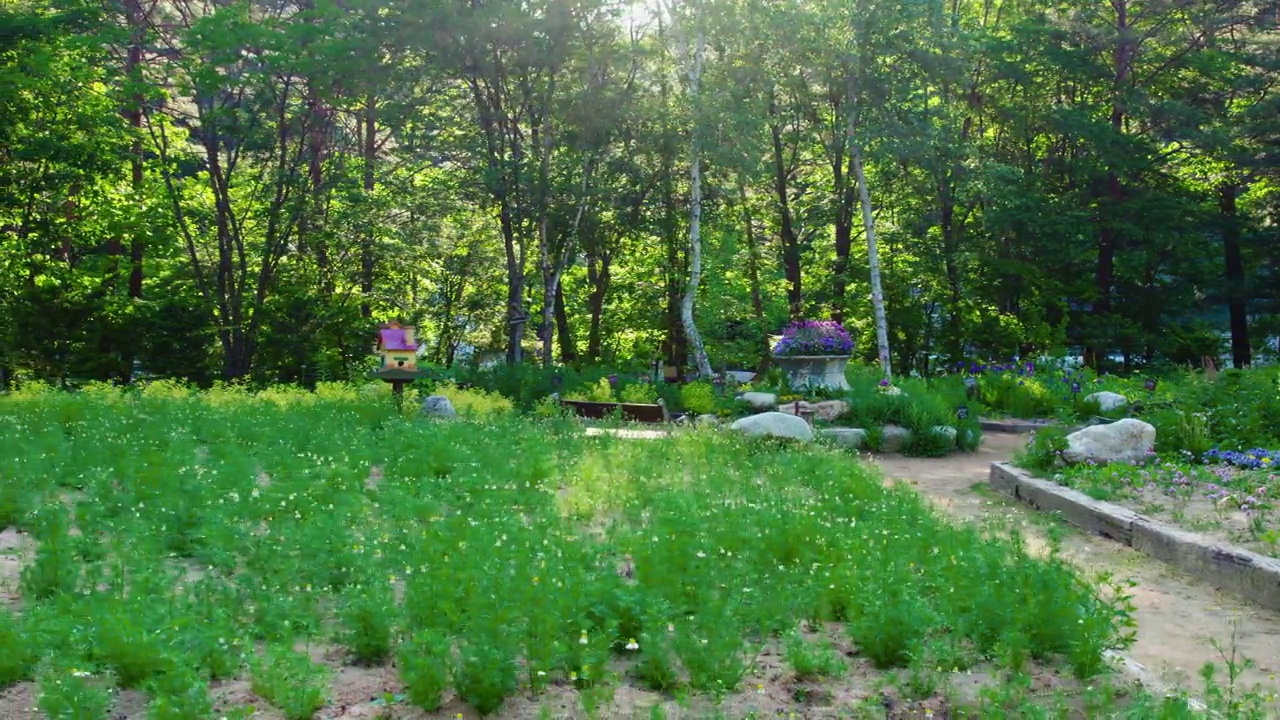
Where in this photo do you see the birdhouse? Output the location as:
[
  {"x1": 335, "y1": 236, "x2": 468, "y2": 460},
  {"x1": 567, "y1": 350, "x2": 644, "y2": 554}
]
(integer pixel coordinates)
[{"x1": 377, "y1": 322, "x2": 420, "y2": 371}]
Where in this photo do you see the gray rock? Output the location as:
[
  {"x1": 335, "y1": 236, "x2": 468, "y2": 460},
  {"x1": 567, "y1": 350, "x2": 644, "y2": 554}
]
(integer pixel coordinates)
[
  {"x1": 697, "y1": 414, "x2": 722, "y2": 426},
  {"x1": 1085, "y1": 391, "x2": 1129, "y2": 413},
  {"x1": 879, "y1": 425, "x2": 912, "y2": 453},
  {"x1": 420, "y1": 395, "x2": 457, "y2": 419},
  {"x1": 819, "y1": 427, "x2": 868, "y2": 449},
  {"x1": 737, "y1": 391, "x2": 779, "y2": 411},
  {"x1": 777, "y1": 399, "x2": 849, "y2": 422},
  {"x1": 930, "y1": 425, "x2": 958, "y2": 448},
  {"x1": 1063, "y1": 418, "x2": 1155, "y2": 464},
  {"x1": 729, "y1": 412, "x2": 814, "y2": 442}
]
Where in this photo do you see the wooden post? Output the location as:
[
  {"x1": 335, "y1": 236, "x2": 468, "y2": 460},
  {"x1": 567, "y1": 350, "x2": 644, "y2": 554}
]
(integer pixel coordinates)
[{"x1": 392, "y1": 380, "x2": 406, "y2": 413}]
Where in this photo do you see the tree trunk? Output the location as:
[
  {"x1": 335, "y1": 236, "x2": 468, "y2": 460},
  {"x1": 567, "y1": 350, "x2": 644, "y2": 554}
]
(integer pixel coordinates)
[
  {"x1": 769, "y1": 92, "x2": 803, "y2": 319},
  {"x1": 853, "y1": 145, "x2": 891, "y2": 379},
  {"x1": 500, "y1": 200, "x2": 526, "y2": 364},
  {"x1": 586, "y1": 252, "x2": 610, "y2": 361},
  {"x1": 680, "y1": 17, "x2": 712, "y2": 379},
  {"x1": 360, "y1": 93, "x2": 376, "y2": 319},
  {"x1": 1221, "y1": 182, "x2": 1250, "y2": 368},
  {"x1": 828, "y1": 79, "x2": 857, "y2": 324},
  {"x1": 554, "y1": 282, "x2": 576, "y2": 363},
  {"x1": 940, "y1": 175, "x2": 963, "y2": 362},
  {"x1": 120, "y1": 0, "x2": 146, "y2": 383},
  {"x1": 737, "y1": 179, "x2": 769, "y2": 369},
  {"x1": 1087, "y1": 0, "x2": 1132, "y2": 369}
]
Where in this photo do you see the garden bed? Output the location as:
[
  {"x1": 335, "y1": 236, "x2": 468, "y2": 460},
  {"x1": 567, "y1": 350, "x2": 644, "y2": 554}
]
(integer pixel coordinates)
[
  {"x1": 0, "y1": 386, "x2": 1193, "y2": 719},
  {"x1": 989, "y1": 462, "x2": 1280, "y2": 613},
  {"x1": 1027, "y1": 453, "x2": 1280, "y2": 560}
]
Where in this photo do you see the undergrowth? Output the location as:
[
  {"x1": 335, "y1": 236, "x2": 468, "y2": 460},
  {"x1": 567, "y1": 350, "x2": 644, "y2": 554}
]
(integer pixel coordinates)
[{"x1": 0, "y1": 384, "x2": 1220, "y2": 718}]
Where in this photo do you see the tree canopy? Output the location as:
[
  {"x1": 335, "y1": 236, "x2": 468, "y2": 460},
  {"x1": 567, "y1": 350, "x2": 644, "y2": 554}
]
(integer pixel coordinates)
[{"x1": 3, "y1": 0, "x2": 1278, "y2": 386}]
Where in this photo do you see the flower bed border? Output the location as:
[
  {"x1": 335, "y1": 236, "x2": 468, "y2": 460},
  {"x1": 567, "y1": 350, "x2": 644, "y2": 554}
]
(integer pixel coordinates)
[
  {"x1": 988, "y1": 462, "x2": 1280, "y2": 612},
  {"x1": 978, "y1": 418, "x2": 1062, "y2": 434}
]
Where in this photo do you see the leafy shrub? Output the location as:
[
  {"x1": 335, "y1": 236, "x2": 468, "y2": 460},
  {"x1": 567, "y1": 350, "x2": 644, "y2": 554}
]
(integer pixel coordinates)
[
  {"x1": 90, "y1": 602, "x2": 173, "y2": 689},
  {"x1": 0, "y1": 608, "x2": 34, "y2": 688},
  {"x1": 619, "y1": 382, "x2": 659, "y2": 404},
  {"x1": 398, "y1": 629, "x2": 452, "y2": 712},
  {"x1": 980, "y1": 375, "x2": 1059, "y2": 419},
  {"x1": 37, "y1": 663, "x2": 115, "y2": 720},
  {"x1": 146, "y1": 669, "x2": 214, "y2": 720},
  {"x1": 337, "y1": 582, "x2": 395, "y2": 666},
  {"x1": 783, "y1": 631, "x2": 846, "y2": 680},
  {"x1": 679, "y1": 381, "x2": 716, "y2": 415},
  {"x1": 432, "y1": 381, "x2": 514, "y2": 418},
  {"x1": 1017, "y1": 426, "x2": 1070, "y2": 472},
  {"x1": 249, "y1": 647, "x2": 329, "y2": 720},
  {"x1": 1148, "y1": 408, "x2": 1214, "y2": 457},
  {"x1": 566, "y1": 377, "x2": 617, "y2": 403},
  {"x1": 20, "y1": 504, "x2": 79, "y2": 600},
  {"x1": 453, "y1": 640, "x2": 518, "y2": 716}
]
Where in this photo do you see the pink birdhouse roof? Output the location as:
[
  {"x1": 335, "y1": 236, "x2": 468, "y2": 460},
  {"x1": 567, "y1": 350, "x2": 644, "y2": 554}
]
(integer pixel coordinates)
[{"x1": 378, "y1": 326, "x2": 417, "y2": 351}]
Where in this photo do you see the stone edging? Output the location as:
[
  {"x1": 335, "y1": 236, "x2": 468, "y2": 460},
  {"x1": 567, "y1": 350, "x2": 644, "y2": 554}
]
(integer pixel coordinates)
[
  {"x1": 989, "y1": 462, "x2": 1280, "y2": 613},
  {"x1": 978, "y1": 418, "x2": 1060, "y2": 434}
]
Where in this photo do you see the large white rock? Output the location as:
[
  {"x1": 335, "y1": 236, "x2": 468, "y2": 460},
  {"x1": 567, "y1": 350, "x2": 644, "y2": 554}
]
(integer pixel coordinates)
[
  {"x1": 420, "y1": 395, "x2": 457, "y2": 419},
  {"x1": 730, "y1": 412, "x2": 814, "y2": 442},
  {"x1": 777, "y1": 399, "x2": 849, "y2": 422},
  {"x1": 1084, "y1": 391, "x2": 1129, "y2": 412},
  {"x1": 819, "y1": 427, "x2": 868, "y2": 449},
  {"x1": 737, "y1": 392, "x2": 779, "y2": 411},
  {"x1": 879, "y1": 425, "x2": 912, "y2": 453},
  {"x1": 930, "y1": 425, "x2": 958, "y2": 448},
  {"x1": 1063, "y1": 418, "x2": 1155, "y2": 464}
]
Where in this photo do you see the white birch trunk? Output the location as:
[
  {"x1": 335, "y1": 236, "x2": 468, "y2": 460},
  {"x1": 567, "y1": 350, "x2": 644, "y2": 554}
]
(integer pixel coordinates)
[
  {"x1": 665, "y1": 0, "x2": 713, "y2": 379},
  {"x1": 851, "y1": 145, "x2": 891, "y2": 379}
]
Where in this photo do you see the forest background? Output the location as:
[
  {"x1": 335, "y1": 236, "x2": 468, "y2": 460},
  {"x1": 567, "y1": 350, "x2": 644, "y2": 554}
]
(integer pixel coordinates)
[{"x1": 3, "y1": 0, "x2": 1279, "y2": 387}]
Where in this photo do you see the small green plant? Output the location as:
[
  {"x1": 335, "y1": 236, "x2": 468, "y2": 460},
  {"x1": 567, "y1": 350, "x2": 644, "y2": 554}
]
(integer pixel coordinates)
[
  {"x1": 397, "y1": 629, "x2": 452, "y2": 712},
  {"x1": 337, "y1": 582, "x2": 395, "y2": 666},
  {"x1": 37, "y1": 664, "x2": 115, "y2": 720},
  {"x1": 91, "y1": 604, "x2": 173, "y2": 689},
  {"x1": 0, "y1": 608, "x2": 34, "y2": 688},
  {"x1": 147, "y1": 669, "x2": 215, "y2": 720},
  {"x1": 679, "y1": 381, "x2": 717, "y2": 415},
  {"x1": 1017, "y1": 426, "x2": 1070, "y2": 472},
  {"x1": 620, "y1": 382, "x2": 658, "y2": 404},
  {"x1": 20, "y1": 504, "x2": 80, "y2": 600},
  {"x1": 783, "y1": 631, "x2": 845, "y2": 680},
  {"x1": 453, "y1": 640, "x2": 518, "y2": 716},
  {"x1": 249, "y1": 647, "x2": 329, "y2": 720}
]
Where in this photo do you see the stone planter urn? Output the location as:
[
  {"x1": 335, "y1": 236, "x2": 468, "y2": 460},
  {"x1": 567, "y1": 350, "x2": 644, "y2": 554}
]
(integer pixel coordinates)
[{"x1": 773, "y1": 355, "x2": 851, "y2": 391}]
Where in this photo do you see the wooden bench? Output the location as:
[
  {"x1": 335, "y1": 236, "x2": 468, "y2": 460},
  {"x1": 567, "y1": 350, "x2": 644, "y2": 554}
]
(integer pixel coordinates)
[{"x1": 558, "y1": 398, "x2": 672, "y2": 424}]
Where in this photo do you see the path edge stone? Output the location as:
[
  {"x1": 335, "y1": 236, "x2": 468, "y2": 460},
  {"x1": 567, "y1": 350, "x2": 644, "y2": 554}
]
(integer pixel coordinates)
[{"x1": 989, "y1": 461, "x2": 1280, "y2": 613}]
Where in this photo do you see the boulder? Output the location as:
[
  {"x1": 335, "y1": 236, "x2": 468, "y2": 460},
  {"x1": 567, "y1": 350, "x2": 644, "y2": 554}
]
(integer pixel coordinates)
[
  {"x1": 1084, "y1": 391, "x2": 1129, "y2": 413},
  {"x1": 737, "y1": 391, "x2": 779, "y2": 411},
  {"x1": 420, "y1": 395, "x2": 457, "y2": 419},
  {"x1": 819, "y1": 427, "x2": 868, "y2": 449},
  {"x1": 778, "y1": 399, "x2": 849, "y2": 422},
  {"x1": 879, "y1": 425, "x2": 912, "y2": 453},
  {"x1": 1063, "y1": 418, "x2": 1155, "y2": 464},
  {"x1": 730, "y1": 412, "x2": 814, "y2": 443},
  {"x1": 930, "y1": 425, "x2": 958, "y2": 448},
  {"x1": 697, "y1": 414, "x2": 722, "y2": 426}
]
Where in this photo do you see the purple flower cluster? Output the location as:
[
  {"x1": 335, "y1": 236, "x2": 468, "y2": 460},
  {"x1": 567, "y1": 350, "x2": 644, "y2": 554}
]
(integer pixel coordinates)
[
  {"x1": 953, "y1": 360, "x2": 1037, "y2": 376},
  {"x1": 772, "y1": 321, "x2": 854, "y2": 357},
  {"x1": 1203, "y1": 448, "x2": 1280, "y2": 470}
]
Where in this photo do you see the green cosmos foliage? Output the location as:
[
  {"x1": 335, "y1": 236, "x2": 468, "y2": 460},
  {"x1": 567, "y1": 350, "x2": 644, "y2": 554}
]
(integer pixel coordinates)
[{"x1": 0, "y1": 385, "x2": 1133, "y2": 716}]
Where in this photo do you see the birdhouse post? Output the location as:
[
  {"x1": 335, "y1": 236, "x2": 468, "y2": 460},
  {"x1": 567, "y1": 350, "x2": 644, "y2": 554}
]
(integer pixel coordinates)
[{"x1": 371, "y1": 322, "x2": 427, "y2": 411}]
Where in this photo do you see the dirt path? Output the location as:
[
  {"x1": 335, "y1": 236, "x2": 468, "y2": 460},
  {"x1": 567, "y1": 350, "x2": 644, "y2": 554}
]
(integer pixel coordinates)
[{"x1": 871, "y1": 433, "x2": 1280, "y2": 699}]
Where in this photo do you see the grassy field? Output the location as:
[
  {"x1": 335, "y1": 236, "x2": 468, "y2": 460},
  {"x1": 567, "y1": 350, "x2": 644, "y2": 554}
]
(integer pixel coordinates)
[{"x1": 0, "y1": 383, "x2": 1249, "y2": 718}]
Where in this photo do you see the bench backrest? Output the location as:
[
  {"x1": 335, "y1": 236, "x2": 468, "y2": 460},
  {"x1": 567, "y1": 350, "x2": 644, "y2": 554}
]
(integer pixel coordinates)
[{"x1": 559, "y1": 398, "x2": 670, "y2": 424}]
